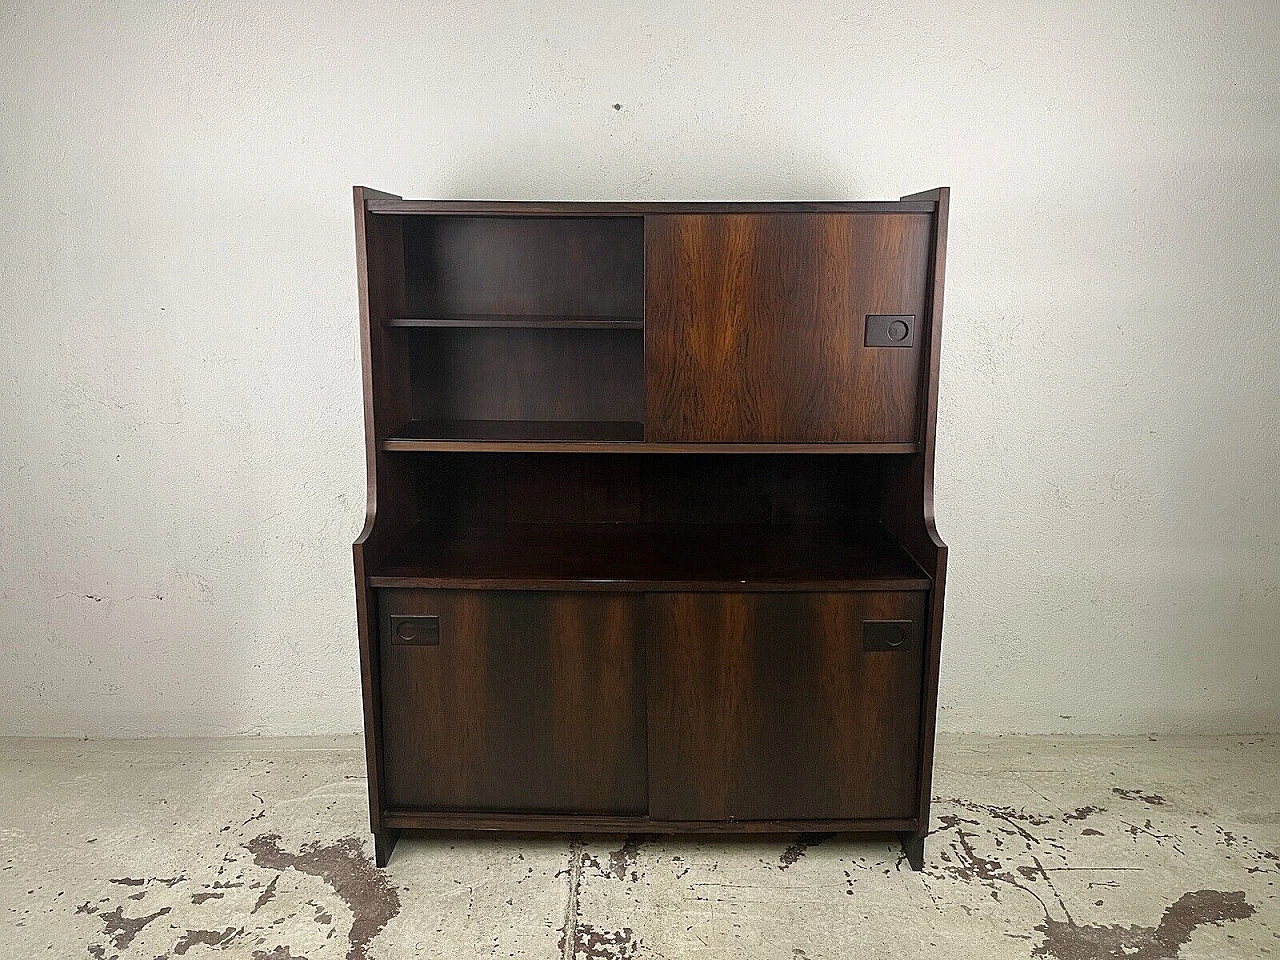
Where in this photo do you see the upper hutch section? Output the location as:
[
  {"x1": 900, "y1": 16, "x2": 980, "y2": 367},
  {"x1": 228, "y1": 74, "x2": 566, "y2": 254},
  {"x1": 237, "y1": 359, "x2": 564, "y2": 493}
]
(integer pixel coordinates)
[{"x1": 357, "y1": 192, "x2": 943, "y2": 453}]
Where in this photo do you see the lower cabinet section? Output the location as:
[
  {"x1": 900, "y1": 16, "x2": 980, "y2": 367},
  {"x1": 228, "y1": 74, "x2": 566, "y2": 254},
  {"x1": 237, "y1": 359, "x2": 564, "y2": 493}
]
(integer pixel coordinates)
[
  {"x1": 646, "y1": 592, "x2": 925, "y2": 821},
  {"x1": 379, "y1": 589, "x2": 648, "y2": 814},
  {"x1": 377, "y1": 588, "x2": 925, "y2": 823}
]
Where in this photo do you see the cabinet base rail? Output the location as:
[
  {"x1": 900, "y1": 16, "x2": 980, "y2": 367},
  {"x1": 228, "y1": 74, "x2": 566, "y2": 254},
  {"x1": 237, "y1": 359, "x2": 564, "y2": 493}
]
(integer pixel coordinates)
[{"x1": 373, "y1": 814, "x2": 926, "y2": 870}]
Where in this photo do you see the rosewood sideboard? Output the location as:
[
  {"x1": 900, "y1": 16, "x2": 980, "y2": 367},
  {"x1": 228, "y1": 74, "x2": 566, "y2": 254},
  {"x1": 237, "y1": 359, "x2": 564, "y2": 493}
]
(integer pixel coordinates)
[{"x1": 351, "y1": 189, "x2": 950, "y2": 869}]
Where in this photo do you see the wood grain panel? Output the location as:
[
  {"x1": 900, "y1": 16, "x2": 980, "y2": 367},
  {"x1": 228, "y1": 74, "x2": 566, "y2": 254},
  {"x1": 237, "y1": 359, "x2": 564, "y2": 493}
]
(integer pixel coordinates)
[
  {"x1": 645, "y1": 214, "x2": 932, "y2": 442},
  {"x1": 396, "y1": 452, "x2": 887, "y2": 528},
  {"x1": 371, "y1": 522, "x2": 929, "y2": 591},
  {"x1": 382, "y1": 811, "x2": 917, "y2": 832},
  {"x1": 647, "y1": 592, "x2": 925, "y2": 821},
  {"x1": 352, "y1": 186, "x2": 415, "y2": 845},
  {"x1": 379, "y1": 590, "x2": 647, "y2": 814},
  {"x1": 403, "y1": 216, "x2": 643, "y2": 318},
  {"x1": 369, "y1": 199, "x2": 939, "y2": 215},
  {"x1": 407, "y1": 327, "x2": 643, "y2": 424}
]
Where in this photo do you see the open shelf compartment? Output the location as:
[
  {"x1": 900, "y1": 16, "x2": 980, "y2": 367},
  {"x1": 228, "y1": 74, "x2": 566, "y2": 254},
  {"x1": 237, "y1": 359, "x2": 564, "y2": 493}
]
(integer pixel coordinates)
[
  {"x1": 386, "y1": 419, "x2": 644, "y2": 444},
  {"x1": 380, "y1": 214, "x2": 646, "y2": 445},
  {"x1": 370, "y1": 520, "x2": 930, "y2": 591},
  {"x1": 365, "y1": 453, "x2": 931, "y2": 591}
]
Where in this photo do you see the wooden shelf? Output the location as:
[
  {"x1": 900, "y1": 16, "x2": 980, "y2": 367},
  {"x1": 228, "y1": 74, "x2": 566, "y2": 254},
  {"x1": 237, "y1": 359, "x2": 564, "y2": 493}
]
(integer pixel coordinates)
[
  {"x1": 367, "y1": 199, "x2": 940, "y2": 215},
  {"x1": 382, "y1": 419, "x2": 919, "y2": 453},
  {"x1": 385, "y1": 315, "x2": 642, "y2": 330},
  {"x1": 384, "y1": 419, "x2": 644, "y2": 448},
  {"x1": 369, "y1": 521, "x2": 931, "y2": 591}
]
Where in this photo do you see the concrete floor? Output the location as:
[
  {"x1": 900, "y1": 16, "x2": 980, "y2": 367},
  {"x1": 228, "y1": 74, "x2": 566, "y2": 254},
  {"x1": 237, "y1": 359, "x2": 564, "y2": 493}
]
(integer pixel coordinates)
[{"x1": 2, "y1": 736, "x2": 1277, "y2": 960}]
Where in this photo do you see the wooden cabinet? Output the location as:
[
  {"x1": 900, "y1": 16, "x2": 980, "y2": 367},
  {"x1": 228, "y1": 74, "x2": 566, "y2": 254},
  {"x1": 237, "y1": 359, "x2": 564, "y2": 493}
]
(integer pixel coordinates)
[{"x1": 352, "y1": 191, "x2": 950, "y2": 870}]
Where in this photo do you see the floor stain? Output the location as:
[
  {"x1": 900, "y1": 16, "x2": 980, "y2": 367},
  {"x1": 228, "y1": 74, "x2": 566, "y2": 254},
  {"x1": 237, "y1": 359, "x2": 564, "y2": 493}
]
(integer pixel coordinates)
[
  {"x1": 95, "y1": 904, "x2": 172, "y2": 951},
  {"x1": 14, "y1": 737, "x2": 1280, "y2": 960},
  {"x1": 605, "y1": 837, "x2": 642, "y2": 881},
  {"x1": 567, "y1": 923, "x2": 638, "y2": 960},
  {"x1": 1112, "y1": 788, "x2": 1167, "y2": 806},
  {"x1": 252, "y1": 874, "x2": 280, "y2": 913},
  {"x1": 1033, "y1": 889, "x2": 1255, "y2": 960},
  {"x1": 172, "y1": 925, "x2": 243, "y2": 954},
  {"x1": 778, "y1": 833, "x2": 833, "y2": 869},
  {"x1": 244, "y1": 834, "x2": 400, "y2": 960},
  {"x1": 1064, "y1": 806, "x2": 1103, "y2": 822}
]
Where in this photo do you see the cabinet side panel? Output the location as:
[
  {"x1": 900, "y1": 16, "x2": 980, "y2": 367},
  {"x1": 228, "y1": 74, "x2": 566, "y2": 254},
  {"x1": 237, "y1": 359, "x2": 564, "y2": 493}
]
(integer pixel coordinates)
[
  {"x1": 883, "y1": 188, "x2": 950, "y2": 846},
  {"x1": 353, "y1": 187, "x2": 416, "y2": 832},
  {"x1": 645, "y1": 214, "x2": 931, "y2": 443}
]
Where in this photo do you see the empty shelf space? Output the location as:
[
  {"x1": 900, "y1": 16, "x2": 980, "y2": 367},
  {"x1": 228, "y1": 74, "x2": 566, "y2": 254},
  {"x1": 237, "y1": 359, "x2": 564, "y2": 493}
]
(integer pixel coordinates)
[
  {"x1": 385, "y1": 315, "x2": 643, "y2": 329},
  {"x1": 369, "y1": 521, "x2": 932, "y2": 591},
  {"x1": 384, "y1": 419, "x2": 644, "y2": 449},
  {"x1": 382, "y1": 420, "x2": 920, "y2": 453}
]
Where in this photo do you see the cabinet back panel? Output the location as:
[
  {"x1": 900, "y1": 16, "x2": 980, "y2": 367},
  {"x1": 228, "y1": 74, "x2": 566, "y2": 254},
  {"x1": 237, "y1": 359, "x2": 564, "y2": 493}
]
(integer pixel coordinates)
[
  {"x1": 407, "y1": 453, "x2": 886, "y2": 528},
  {"x1": 403, "y1": 216, "x2": 644, "y2": 318},
  {"x1": 406, "y1": 328, "x2": 643, "y2": 423}
]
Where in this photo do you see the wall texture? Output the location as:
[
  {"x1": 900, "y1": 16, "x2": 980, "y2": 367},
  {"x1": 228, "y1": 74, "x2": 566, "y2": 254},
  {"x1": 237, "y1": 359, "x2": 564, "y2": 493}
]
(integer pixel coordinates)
[{"x1": 2, "y1": 0, "x2": 1277, "y2": 737}]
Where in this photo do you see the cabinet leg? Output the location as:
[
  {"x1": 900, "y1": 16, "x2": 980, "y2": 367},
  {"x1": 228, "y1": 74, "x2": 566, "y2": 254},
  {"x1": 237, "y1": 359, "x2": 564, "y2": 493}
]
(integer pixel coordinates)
[
  {"x1": 899, "y1": 831, "x2": 925, "y2": 871},
  {"x1": 373, "y1": 827, "x2": 400, "y2": 868}
]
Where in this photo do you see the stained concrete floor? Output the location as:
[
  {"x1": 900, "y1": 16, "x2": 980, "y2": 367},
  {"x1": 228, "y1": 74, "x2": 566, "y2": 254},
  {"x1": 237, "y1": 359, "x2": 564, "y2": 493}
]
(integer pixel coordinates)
[{"x1": 2, "y1": 735, "x2": 1277, "y2": 960}]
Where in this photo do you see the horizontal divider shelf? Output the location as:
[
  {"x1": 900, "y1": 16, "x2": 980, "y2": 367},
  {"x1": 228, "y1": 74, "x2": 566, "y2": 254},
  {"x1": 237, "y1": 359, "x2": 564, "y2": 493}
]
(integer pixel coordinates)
[
  {"x1": 366, "y1": 199, "x2": 940, "y2": 215},
  {"x1": 369, "y1": 521, "x2": 932, "y2": 591},
  {"x1": 385, "y1": 315, "x2": 643, "y2": 330},
  {"x1": 381, "y1": 810, "x2": 919, "y2": 833},
  {"x1": 381, "y1": 419, "x2": 920, "y2": 454}
]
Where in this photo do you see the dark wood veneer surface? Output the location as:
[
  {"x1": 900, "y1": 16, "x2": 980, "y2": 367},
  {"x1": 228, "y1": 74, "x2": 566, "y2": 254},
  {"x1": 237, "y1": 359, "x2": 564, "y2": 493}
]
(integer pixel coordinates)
[
  {"x1": 403, "y1": 215, "x2": 642, "y2": 319},
  {"x1": 369, "y1": 199, "x2": 939, "y2": 215},
  {"x1": 645, "y1": 214, "x2": 931, "y2": 443},
  {"x1": 370, "y1": 521, "x2": 930, "y2": 591},
  {"x1": 647, "y1": 592, "x2": 925, "y2": 821},
  {"x1": 352, "y1": 189, "x2": 949, "y2": 868},
  {"x1": 382, "y1": 811, "x2": 918, "y2": 833},
  {"x1": 386, "y1": 315, "x2": 643, "y2": 329},
  {"x1": 388, "y1": 418, "x2": 645, "y2": 444},
  {"x1": 380, "y1": 589, "x2": 647, "y2": 814},
  {"x1": 406, "y1": 327, "x2": 643, "y2": 425}
]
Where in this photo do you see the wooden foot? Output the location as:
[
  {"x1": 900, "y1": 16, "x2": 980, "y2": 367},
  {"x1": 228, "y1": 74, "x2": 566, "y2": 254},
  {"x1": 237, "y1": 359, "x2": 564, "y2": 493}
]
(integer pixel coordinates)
[
  {"x1": 899, "y1": 831, "x2": 925, "y2": 871},
  {"x1": 374, "y1": 827, "x2": 400, "y2": 867}
]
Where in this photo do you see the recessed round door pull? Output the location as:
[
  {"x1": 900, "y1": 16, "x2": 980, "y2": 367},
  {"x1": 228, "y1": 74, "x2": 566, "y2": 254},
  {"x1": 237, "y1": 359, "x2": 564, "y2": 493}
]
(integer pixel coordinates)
[
  {"x1": 863, "y1": 314, "x2": 916, "y2": 347},
  {"x1": 390, "y1": 614, "x2": 441, "y2": 645},
  {"x1": 863, "y1": 619, "x2": 914, "y2": 651}
]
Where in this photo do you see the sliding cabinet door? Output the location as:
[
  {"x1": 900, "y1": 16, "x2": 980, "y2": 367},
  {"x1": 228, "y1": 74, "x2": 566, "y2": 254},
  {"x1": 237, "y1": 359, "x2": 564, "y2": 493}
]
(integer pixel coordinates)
[
  {"x1": 646, "y1": 591, "x2": 925, "y2": 821},
  {"x1": 644, "y1": 214, "x2": 931, "y2": 443}
]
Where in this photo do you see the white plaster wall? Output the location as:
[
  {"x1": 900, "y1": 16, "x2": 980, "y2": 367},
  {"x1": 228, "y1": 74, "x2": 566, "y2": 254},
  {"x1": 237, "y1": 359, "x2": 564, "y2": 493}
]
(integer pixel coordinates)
[{"x1": 1, "y1": 1, "x2": 1277, "y2": 737}]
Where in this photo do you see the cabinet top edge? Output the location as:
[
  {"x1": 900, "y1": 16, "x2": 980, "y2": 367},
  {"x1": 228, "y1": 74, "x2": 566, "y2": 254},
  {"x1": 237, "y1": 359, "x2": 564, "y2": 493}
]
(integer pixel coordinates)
[{"x1": 362, "y1": 198, "x2": 940, "y2": 216}]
